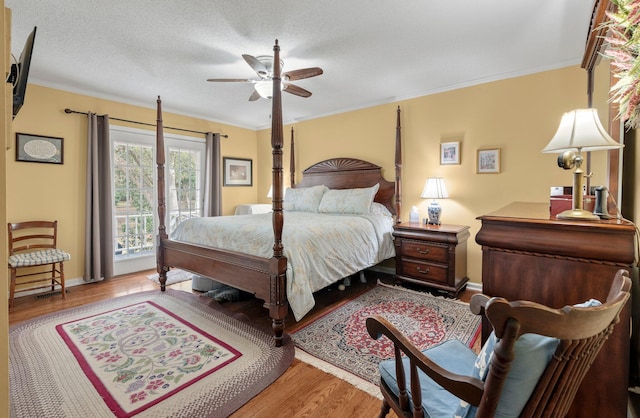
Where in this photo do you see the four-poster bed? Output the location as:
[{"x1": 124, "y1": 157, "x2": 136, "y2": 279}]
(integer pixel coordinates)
[{"x1": 155, "y1": 40, "x2": 402, "y2": 346}]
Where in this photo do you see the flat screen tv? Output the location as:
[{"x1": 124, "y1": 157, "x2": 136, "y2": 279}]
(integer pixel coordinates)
[{"x1": 11, "y1": 26, "x2": 37, "y2": 119}]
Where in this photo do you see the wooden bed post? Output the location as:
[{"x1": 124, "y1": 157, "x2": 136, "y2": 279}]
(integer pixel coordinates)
[
  {"x1": 395, "y1": 106, "x2": 402, "y2": 223},
  {"x1": 290, "y1": 127, "x2": 295, "y2": 187},
  {"x1": 270, "y1": 40, "x2": 288, "y2": 347},
  {"x1": 156, "y1": 96, "x2": 169, "y2": 290},
  {"x1": 152, "y1": 51, "x2": 399, "y2": 347}
]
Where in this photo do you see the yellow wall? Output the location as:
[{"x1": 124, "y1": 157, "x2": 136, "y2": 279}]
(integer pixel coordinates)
[
  {"x1": 8, "y1": 85, "x2": 260, "y2": 281},
  {"x1": 258, "y1": 66, "x2": 608, "y2": 284},
  {"x1": 4, "y1": 64, "x2": 615, "y2": 288}
]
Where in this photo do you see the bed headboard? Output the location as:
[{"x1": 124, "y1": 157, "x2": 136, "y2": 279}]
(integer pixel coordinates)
[{"x1": 294, "y1": 157, "x2": 396, "y2": 215}]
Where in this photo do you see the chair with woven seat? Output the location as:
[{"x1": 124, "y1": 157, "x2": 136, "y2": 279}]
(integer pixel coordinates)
[
  {"x1": 8, "y1": 220, "x2": 71, "y2": 310},
  {"x1": 366, "y1": 269, "x2": 631, "y2": 418}
]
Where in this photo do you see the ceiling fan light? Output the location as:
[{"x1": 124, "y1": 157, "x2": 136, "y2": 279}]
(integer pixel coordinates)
[{"x1": 254, "y1": 80, "x2": 283, "y2": 99}]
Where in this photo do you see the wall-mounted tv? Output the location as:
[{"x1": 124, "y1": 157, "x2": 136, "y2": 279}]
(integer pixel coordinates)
[{"x1": 10, "y1": 26, "x2": 37, "y2": 119}]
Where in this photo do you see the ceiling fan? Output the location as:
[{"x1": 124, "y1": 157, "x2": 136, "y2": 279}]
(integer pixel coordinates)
[{"x1": 207, "y1": 54, "x2": 323, "y2": 101}]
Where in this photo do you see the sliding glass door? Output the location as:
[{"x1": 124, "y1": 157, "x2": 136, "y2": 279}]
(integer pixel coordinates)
[{"x1": 110, "y1": 126, "x2": 205, "y2": 276}]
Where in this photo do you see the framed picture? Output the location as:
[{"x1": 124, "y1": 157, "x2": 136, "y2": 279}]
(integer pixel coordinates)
[
  {"x1": 15, "y1": 133, "x2": 64, "y2": 164},
  {"x1": 440, "y1": 141, "x2": 460, "y2": 165},
  {"x1": 477, "y1": 148, "x2": 501, "y2": 174},
  {"x1": 223, "y1": 157, "x2": 253, "y2": 186}
]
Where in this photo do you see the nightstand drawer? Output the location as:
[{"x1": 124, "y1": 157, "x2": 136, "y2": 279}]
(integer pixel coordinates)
[
  {"x1": 399, "y1": 240, "x2": 447, "y2": 262},
  {"x1": 399, "y1": 259, "x2": 447, "y2": 284}
]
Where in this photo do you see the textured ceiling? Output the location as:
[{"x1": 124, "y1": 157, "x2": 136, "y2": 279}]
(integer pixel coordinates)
[{"x1": 6, "y1": 0, "x2": 596, "y2": 130}]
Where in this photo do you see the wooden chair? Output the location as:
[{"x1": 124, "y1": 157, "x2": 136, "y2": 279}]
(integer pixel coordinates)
[
  {"x1": 366, "y1": 269, "x2": 631, "y2": 418},
  {"x1": 8, "y1": 221, "x2": 71, "y2": 310}
]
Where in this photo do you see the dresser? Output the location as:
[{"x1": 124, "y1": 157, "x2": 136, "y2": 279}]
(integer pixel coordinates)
[
  {"x1": 393, "y1": 222, "x2": 469, "y2": 296},
  {"x1": 476, "y1": 202, "x2": 636, "y2": 418}
]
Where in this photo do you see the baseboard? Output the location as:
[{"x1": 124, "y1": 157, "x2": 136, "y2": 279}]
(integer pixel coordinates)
[
  {"x1": 466, "y1": 281, "x2": 482, "y2": 292},
  {"x1": 11, "y1": 276, "x2": 87, "y2": 299}
]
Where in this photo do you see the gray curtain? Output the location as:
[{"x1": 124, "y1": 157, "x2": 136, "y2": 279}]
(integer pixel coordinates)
[
  {"x1": 84, "y1": 113, "x2": 114, "y2": 282},
  {"x1": 203, "y1": 132, "x2": 222, "y2": 217}
]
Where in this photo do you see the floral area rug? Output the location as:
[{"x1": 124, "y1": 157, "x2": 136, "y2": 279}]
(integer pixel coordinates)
[
  {"x1": 9, "y1": 289, "x2": 294, "y2": 417},
  {"x1": 291, "y1": 283, "x2": 480, "y2": 395}
]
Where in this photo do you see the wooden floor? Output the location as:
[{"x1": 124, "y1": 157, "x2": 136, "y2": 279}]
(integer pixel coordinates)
[{"x1": 8, "y1": 270, "x2": 478, "y2": 418}]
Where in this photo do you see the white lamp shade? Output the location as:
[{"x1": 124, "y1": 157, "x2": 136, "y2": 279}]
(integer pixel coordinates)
[
  {"x1": 254, "y1": 80, "x2": 284, "y2": 99},
  {"x1": 420, "y1": 177, "x2": 449, "y2": 199},
  {"x1": 255, "y1": 81, "x2": 274, "y2": 99},
  {"x1": 542, "y1": 109, "x2": 623, "y2": 153},
  {"x1": 267, "y1": 185, "x2": 273, "y2": 199}
]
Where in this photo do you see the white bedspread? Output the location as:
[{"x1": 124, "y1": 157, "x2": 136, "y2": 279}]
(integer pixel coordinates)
[{"x1": 170, "y1": 211, "x2": 395, "y2": 320}]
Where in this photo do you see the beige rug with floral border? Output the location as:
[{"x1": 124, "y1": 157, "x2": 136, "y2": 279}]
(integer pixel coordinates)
[{"x1": 9, "y1": 289, "x2": 293, "y2": 417}]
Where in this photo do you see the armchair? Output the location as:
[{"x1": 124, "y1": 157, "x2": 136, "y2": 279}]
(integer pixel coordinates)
[{"x1": 366, "y1": 269, "x2": 631, "y2": 417}]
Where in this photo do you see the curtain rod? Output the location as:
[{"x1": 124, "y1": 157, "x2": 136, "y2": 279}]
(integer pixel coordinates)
[{"x1": 64, "y1": 108, "x2": 228, "y2": 138}]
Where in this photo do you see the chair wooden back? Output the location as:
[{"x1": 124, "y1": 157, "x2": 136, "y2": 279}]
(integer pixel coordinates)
[
  {"x1": 8, "y1": 220, "x2": 59, "y2": 256},
  {"x1": 473, "y1": 269, "x2": 631, "y2": 417}
]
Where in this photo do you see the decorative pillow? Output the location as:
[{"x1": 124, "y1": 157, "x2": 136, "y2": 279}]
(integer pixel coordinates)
[
  {"x1": 573, "y1": 299, "x2": 602, "y2": 308},
  {"x1": 370, "y1": 202, "x2": 393, "y2": 217},
  {"x1": 453, "y1": 332, "x2": 559, "y2": 418},
  {"x1": 455, "y1": 298, "x2": 601, "y2": 418},
  {"x1": 283, "y1": 185, "x2": 328, "y2": 212},
  {"x1": 318, "y1": 183, "x2": 380, "y2": 214}
]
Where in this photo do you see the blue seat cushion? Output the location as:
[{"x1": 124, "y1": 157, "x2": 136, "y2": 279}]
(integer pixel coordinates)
[
  {"x1": 9, "y1": 249, "x2": 71, "y2": 268},
  {"x1": 453, "y1": 332, "x2": 559, "y2": 418},
  {"x1": 379, "y1": 339, "x2": 477, "y2": 418},
  {"x1": 455, "y1": 300, "x2": 600, "y2": 418}
]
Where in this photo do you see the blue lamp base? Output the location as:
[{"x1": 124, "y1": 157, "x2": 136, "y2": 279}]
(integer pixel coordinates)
[{"x1": 427, "y1": 200, "x2": 442, "y2": 225}]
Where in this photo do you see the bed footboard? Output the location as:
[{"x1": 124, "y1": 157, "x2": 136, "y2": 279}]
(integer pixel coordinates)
[{"x1": 158, "y1": 238, "x2": 288, "y2": 346}]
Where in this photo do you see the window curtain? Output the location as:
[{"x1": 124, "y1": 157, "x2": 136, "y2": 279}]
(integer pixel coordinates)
[
  {"x1": 84, "y1": 113, "x2": 114, "y2": 282},
  {"x1": 203, "y1": 132, "x2": 222, "y2": 217}
]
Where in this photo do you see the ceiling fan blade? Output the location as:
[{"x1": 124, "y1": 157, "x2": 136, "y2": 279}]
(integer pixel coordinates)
[
  {"x1": 283, "y1": 83, "x2": 312, "y2": 98},
  {"x1": 283, "y1": 67, "x2": 323, "y2": 81},
  {"x1": 248, "y1": 90, "x2": 261, "y2": 101},
  {"x1": 207, "y1": 78, "x2": 252, "y2": 82},
  {"x1": 242, "y1": 54, "x2": 269, "y2": 77}
]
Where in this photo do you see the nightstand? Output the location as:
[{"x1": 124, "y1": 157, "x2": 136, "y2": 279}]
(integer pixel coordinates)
[{"x1": 393, "y1": 222, "x2": 470, "y2": 297}]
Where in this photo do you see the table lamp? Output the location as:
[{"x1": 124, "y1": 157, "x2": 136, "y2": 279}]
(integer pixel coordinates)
[
  {"x1": 267, "y1": 185, "x2": 273, "y2": 199},
  {"x1": 542, "y1": 109, "x2": 623, "y2": 220},
  {"x1": 420, "y1": 177, "x2": 448, "y2": 225}
]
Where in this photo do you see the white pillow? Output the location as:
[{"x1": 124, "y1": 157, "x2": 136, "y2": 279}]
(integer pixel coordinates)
[
  {"x1": 283, "y1": 185, "x2": 328, "y2": 212},
  {"x1": 318, "y1": 184, "x2": 380, "y2": 214},
  {"x1": 370, "y1": 202, "x2": 393, "y2": 217}
]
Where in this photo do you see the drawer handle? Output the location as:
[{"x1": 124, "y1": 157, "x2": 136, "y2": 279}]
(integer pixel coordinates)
[
  {"x1": 417, "y1": 247, "x2": 430, "y2": 255},
  {"x1": 416, "y1": 267, "x2": 430, "y2": 275}
]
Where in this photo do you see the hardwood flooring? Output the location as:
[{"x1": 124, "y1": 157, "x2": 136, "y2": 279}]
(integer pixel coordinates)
[{"x1": 8, "y1": 269, "x2": 478, "y2": 418}]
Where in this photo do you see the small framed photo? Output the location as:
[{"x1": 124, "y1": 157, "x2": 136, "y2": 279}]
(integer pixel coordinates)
[
  {"x1": 223, "y1": 157, "x2": 253, "y2": 186},
  {"x1": 477, "y1": 148, "x2": 501, "y2": 174},
  {"x1": 16, "y1": 133, "x2": 64, "y2": 164},
  {"x1": 440, "y1": 141, "x2": 460, "y2": 165}
]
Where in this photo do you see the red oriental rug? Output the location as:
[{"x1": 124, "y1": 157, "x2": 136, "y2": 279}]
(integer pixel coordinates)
[
  {"x1": 291, "y1": 283, "x2": 481, "y2": 396},
  {"x1": 9, "y1": 290, "x2": 294, "y2": 418}
]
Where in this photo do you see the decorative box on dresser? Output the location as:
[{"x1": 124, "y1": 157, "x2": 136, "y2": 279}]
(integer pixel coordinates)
[
  {"x1": 476, "y1": 202, "x2": 636, "y2": 418},
  {"x1": 393, "y1": 222, "x2": 470, "y2": 297}
]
